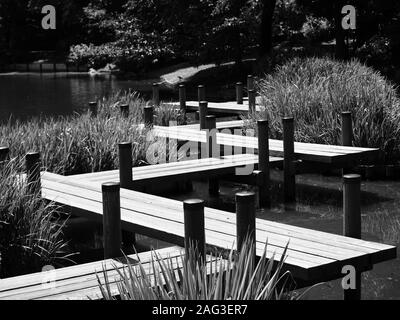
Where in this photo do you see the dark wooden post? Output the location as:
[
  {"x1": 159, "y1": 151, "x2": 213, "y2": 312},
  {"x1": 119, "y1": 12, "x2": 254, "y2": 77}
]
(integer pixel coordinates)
[
  {"x1": 0, "y1": 147, "x2": 10, "y2": 162},
  {"x1": 206, "y1": 115, "x2": 219, "y2": 195},
  {"x1": 102, "y1": 182, "x2": 122, "y2": 259},
  {"x1": 152, "y1": 83, "x2": 160, "y2": 106},
  {"x1": 248, "y1": 89, "x2": 256, "y2": 113},
  {"x1": 247, "y1": 75, "x2": 254, "y2": 92},
  {"x1": 257, "y1": 120, "x2": 270, "y2": 207},
  {"x1": 236, "y1": 191, "x2": 256, "y2": 261},
  {"x1": 343, "y1": 174, "x2": 362, "y2": 300},
  {"x1": 118, "y1": 142, "x2": 136, "y2": 248},
  {"x1": 283, "y1": 117, "x2": 296, "y2": 203},
  {"x1": 40, "y1": 63, "x2": 43, "y2": 74},
  {"x1": 183, "y1": 199, "x2": 206, "y2": 263},
  {"x1": 179, "y1": 83, "x2": 186, "y2": 110},
  {"x1": 120, "y1": 104, "x2": 129, "y2": 118},
  {"x1": 199, "y1": 101, "x2": 208, "y2": 130},
  {"x1": 144, "y1": 106, "x2": 154, "y2": 127},
  {"x1": 341, "y1": 111, "x2": 353, "y2": 147},
  {"x1": 198, "y1": 85, "x2": 206, "y2": 102},
  {"x1": 236, "y1": 82, "x2": 243, "y2": 105},
  {"x1": 26, "y1": 152, "x2": 41, "y2": 194},
  {"x1": 89, "y1": 101, "x2": 97, "y2": 117},
  {"x1": 118, "y1": 142, "x2": 133, "y2": 189}
]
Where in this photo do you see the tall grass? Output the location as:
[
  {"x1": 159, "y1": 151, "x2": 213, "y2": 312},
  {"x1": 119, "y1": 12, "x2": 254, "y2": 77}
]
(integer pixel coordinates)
[
  {"x1": 0, "y1": 159, "x2": 72, "y2": 278},
  {"x1": 97, "y1": 240, "x2": 299, "y2": 300},
  {"x1": 247, "y1": 57, "x2": 400, "y2": 162},
  {"x1": 0, "y1": 91, "x2": 183, "y2": 175}
]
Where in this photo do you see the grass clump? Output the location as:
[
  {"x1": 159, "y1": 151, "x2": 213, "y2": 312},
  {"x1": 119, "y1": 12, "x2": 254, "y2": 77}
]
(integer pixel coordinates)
[
  {"x1": 97, "y1": 240, "x2": 298, "y2": 300},
  {"x1": 0, "y1": 91, "x2": 183, "y2": 175},
  {"x1": 249, "y1": 57, "x2": 400, "y2": 162},
  {"x1": 0, "y1": 160, "x2": 71, "y2": 278}
]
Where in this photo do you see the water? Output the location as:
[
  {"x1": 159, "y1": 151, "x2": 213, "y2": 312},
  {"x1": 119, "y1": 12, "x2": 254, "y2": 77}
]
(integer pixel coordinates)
[{"x1": 0, "y1": 73, "x2": 156, "y2": 121}]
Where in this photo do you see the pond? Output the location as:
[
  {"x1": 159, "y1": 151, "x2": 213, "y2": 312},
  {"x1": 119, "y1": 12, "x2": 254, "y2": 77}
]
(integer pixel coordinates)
[{"x1": 0, "y1": 73, "x2": 160, "y2": 121}]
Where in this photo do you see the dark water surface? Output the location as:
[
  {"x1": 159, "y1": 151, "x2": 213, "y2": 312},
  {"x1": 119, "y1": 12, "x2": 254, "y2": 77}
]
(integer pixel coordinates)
[{"x1": 0, "y1": 73, "x2": 156, "y2": 121}]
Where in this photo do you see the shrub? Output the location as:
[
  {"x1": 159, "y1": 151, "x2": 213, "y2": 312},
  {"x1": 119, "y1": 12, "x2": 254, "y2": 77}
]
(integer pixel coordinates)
[
  {"x1": 249, "y1": 57, "x2": 400, "y2": 162},
  {"x1": 97, "y1": 239, "x2": 298, "y2": 300}
]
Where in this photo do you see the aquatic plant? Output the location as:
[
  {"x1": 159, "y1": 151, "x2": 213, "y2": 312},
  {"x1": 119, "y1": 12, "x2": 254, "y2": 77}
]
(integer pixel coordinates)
[
  {"x1": 97, "y1": 239, "x2": 299, "y2": 300},
  {"x1": 246, "y1": 57, "x2": 400, "y2": 162},
  {"x1": 0, "y1": 159, "x2": 72, "y2": 278}
]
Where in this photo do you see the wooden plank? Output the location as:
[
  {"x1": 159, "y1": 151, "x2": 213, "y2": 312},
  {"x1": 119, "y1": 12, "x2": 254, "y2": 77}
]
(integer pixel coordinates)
[
  {"x1": 69, "y1": 154, "x2": 282, "y2": 185},
  {"x1": 0, "y1": 247, "x2": 225, "y2": 300},
  {"x1": 39, "y1": 174, "x2": 396, "y2": 281},
  {"x1": 168, "y1": 101, "x2": 262, "y2": 115}
]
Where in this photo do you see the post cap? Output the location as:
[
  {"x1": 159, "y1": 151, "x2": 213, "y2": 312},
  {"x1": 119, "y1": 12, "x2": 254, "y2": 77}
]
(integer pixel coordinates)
[
  {"x1": 102, "y1": 182, "x2": 120, "y2": 192},
  {"x1": 183, "y1": 199, "x2": 205, "y2": 210},
  {"x1": 247, "y1": 75, "x2": 253, "y2": 79},
  {"x1": 89, "y1": 101, "x2": 97, "y2": 106},
  {"x1": 153, "y1": 83, "x2": 159, "y2": 87},
  {"x1": 144, "y1": 106, "x2": 154, "y2": 110},
  {"x1": 257, "y1": 119, "x2": 269, "y2": 126},
  {"x1": 199, "y1": 101, "x2": 208, "y2": 106},
  {"x1": 236, "y1": 82, "x2": 243, "y2": 86},
  {"x1": 118, "y1": 142, "x2": 132, "y2": 149},
  {"x1": 343, "y1": 174, "x2": 361, "y2": 184},
  {"x1": 26, "y1": 152, "x2": 40, "y2": 159},
  {"x1": 198, "y1": 85, "x2": 204, "y2": 88},
  {"x1": 179, "y1": 84, "x2": 185, "y2": 88},
  {"x1": 283, "y1": 117, "x2": 294, "y2": 123},
  {"x1": 0, "y1": 146, "x2": 10, "y2": 152},
  {"x1": 235, "y1": 191, "x2": 256, "y2": 202},
  {"x1": 120, "y1": 103, "x2": 129, "y2": 107}
]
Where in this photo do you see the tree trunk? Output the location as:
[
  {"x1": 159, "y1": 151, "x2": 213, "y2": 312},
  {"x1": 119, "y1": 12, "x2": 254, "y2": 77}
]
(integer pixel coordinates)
[{"x1": 259, "y1": 0, "x2": 277, "y2": 57}]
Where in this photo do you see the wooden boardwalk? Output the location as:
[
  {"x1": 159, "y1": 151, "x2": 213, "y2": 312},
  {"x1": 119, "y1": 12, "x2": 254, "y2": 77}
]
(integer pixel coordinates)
[
  {"x1": 169, "y1": 101, "x2": 262, "y2": 115},
  {"x1": 0, "y1": 246, "x2": 223, "y2": 300},
  {"x1": 152, "y1": 125, "x2": 379, "y2": 165},
  {"x1": 68, "y1": 154, "x2": 282, "y2": 187},
  {"x1": 38, "y1": 172, "x2": 396, "y2": 284}
]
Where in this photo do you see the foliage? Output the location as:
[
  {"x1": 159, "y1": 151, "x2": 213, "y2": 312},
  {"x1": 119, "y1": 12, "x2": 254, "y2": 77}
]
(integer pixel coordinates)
[
  {"x1": 97, "y1": 239, "x2": 298, "y2": 300},
  {"x1": 248, "y1": 57, "x2": 400, "y2": 161},
  {"x1": 0, "y1": 159, "x2": 71, "y2": 278},
  {"x1": 0, "y1": 91, "x2": 182, "y2": 175}
]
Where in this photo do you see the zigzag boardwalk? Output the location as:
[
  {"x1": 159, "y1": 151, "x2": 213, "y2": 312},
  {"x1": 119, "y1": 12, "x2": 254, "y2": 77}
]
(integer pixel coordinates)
[{"x1": 38, "y1": 172, "x2": 396, "y2": 285}]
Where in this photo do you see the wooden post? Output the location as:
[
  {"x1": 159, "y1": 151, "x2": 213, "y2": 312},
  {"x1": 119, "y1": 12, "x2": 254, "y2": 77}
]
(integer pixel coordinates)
[
  {"x1": 118, "y1": 142, "x2": 136, "y2": 248},
  {"x1": 144, "y1": 106, "x2": 154, "y2": 127},
  {"x1": 183, "y1": 199, "x2": 206, "y2": 262},
  {"x1": 152, "y1": 83, "x2": 160, "y2": 106},
  {"x1": 206, "y1": 115, "x2": 219, "y2": 195},
  {"x1": 179, "y1": 84, "x2": 186, "y2": 111},
  {"x1": 198, "y1": 85, "x2": 206, "y2": 102},
  {"x1": 120, "y1": 104, "x2": 129, "y2": 118},
  {"x1": 25, "y1": 152, "x2": 41, "y2": 194},
  {"x1": 236, "y1": 191, "x2": 256, "y2": 260},
  {"x1": 102, "y1": 182, "x2": 122, "y2": 259},
  {"x1": 118, "y1": 142, "x2": 133, "y2": 189},
  {"x1": 248, "y1": 89, "x2": 256, "y2": 113},
  {"x1": 283, "y1": 117, "x2": 296, "y2": 203},
  {"x1": 199, "y1": 101, "x2": 208, "y2": 130},
  {"x1": 0, "y1": 147, "x2": 10, "y2": 162},
  {"x1": 247, "y1": 75, "x2": 254, "y2": 92},
  {"x1": 342, "y1": 111, "x2": 353, "y2": 147},
  {"x1": 236, "y1": 82, "x2": 243, "y2": 104},
  {"x1": 89, "y1": 101, "x2": 97, "y2": 117},
  {"x1": 40, "y1": 63, "x2": 43, "y2": 74},
  {"x1": 343, "y1": 174, "x2": 362, "y2": 300},
  {"x1": 257, "y1": 120, "x2": 270, "y2": 207}
]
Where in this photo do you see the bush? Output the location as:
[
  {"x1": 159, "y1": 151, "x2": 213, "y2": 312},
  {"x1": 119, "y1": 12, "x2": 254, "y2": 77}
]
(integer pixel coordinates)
[{"x1": 250, "y1": 57, "x2": 400, "y2": 162}]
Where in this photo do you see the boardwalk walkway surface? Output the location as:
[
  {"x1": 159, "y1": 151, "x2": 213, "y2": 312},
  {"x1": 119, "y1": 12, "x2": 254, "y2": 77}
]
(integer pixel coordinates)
[
  {"x1": 69, "y1": 153, "x2": 282, "y2": 187},
  {"x1": 37, "y1": 172, "x2": 396, "y2": 285},
  {"x1": 0, "y1": 246, "x2": 223, "y2": 300},
  {"x1": 153, "y1": 125, "x2": 379, "y2": 166}
]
